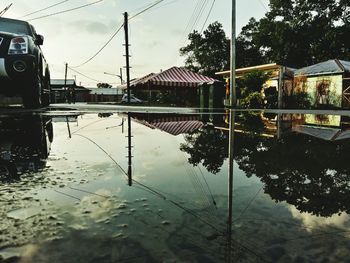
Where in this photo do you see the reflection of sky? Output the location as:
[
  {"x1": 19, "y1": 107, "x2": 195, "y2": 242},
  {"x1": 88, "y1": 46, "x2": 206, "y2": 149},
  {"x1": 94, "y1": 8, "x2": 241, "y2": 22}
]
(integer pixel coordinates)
[{"x1": 289, "y1": 206, "x2": 350, "y2": 233}]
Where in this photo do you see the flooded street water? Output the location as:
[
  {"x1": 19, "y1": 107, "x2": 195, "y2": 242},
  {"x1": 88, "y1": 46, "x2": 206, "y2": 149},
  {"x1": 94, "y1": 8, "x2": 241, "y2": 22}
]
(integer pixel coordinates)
[{"x1": 1, "y1": 109, "x2": 350, "y2": 262}]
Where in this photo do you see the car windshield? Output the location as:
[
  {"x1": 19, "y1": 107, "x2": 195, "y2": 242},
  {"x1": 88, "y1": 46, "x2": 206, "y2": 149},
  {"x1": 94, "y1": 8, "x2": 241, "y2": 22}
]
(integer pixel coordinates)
[{"x1": 0, "y1": 20, "x2": 30, "y2": 35}]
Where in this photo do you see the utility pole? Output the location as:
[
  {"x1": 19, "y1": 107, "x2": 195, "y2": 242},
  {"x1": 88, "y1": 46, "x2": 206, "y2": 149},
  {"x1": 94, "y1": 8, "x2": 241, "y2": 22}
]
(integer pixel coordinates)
[
  {"x1": 124, "y1": 12, "x2": 131, "y2": 104},
  {"x1": 0, "y1": 3, "x2": 13, "y2": 17},
  {"x1": 229, "y1": 0, "x2": 237, "y2": 107},
  {"x1": 119, "y1": 67, "x2": 123, "y2": 84},
  {"x1": 64, "y1": 63, "x2": 68, "y2": 103},
  {"x1": 124, "y1": 12, "x2": 132, "y2": 186}
]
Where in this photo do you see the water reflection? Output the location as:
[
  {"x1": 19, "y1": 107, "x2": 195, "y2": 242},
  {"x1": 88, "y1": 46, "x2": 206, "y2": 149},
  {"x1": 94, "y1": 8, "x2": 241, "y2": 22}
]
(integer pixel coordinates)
[
  {"x1": 1, "y1": 111, "x2": 350, "y2": 262},
  {"x1": 0, "y1": 116, "x2": 53, "y2": 181}
]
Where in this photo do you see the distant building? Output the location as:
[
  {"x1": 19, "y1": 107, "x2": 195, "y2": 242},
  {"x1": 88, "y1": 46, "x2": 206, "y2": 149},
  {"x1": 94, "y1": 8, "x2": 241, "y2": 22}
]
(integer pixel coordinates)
[
  {"x1": 126, "y1": 66, "x2": 224, "y2": 108},
  {"x1": 50, "y1": 79, "x2": 90, "y2": 103},
  {"x1": 86, "y1": 87, "x2": 123, "y2": 103},
  {"x1": 294, "y1": 59, "x2": 350, "y2": 108}
]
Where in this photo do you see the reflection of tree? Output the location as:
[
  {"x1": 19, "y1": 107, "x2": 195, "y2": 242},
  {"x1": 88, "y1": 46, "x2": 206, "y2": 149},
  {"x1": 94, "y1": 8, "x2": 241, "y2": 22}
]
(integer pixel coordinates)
[
  {"x1": 235, "y1": 132, "x2": 350, "y2": 217},
  {"x1": 180, "y1": 124, "x2": 228, "y2": 174}
]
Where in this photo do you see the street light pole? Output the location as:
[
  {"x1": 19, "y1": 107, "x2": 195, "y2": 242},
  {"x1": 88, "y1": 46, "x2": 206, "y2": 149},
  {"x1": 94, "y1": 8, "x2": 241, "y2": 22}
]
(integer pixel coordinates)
[
  {"x1": 104, "y1": 71, "x2": 123, "y2": 84},
  {"x1": 230, "y1": 0, "x2": 236, "y2": 107}
]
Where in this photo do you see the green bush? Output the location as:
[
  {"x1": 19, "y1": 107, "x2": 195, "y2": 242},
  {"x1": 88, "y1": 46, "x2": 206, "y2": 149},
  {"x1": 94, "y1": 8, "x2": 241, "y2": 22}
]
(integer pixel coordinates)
[
  {"x1": 264, "y1": 86, "x2": 278, "y2": 108},
  {"x1": 284, "y1": 92, "x2": 312, "y2": 109},
  {"x1": 240, "y1": 92, "x2": 264, "y2": 108}
]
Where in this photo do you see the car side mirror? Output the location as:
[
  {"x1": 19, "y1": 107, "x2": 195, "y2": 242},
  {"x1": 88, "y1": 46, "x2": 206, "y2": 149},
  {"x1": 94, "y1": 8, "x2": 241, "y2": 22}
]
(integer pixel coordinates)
[{"x1": 36, "y1": 34, "x2": 44, "y2": 45}]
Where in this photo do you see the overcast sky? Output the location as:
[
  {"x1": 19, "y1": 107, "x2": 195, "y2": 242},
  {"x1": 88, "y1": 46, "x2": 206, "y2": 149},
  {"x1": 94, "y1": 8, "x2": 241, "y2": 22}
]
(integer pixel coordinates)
[{"x1": 1, "y1": 0, "x2": 268, "y2": 86}]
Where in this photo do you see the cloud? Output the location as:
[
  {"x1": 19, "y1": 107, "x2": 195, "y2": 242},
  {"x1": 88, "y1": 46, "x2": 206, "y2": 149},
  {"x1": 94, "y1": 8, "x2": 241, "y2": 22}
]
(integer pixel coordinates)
[{"x1": 69, "y1": 20, "x2": 111, "y2": 35}]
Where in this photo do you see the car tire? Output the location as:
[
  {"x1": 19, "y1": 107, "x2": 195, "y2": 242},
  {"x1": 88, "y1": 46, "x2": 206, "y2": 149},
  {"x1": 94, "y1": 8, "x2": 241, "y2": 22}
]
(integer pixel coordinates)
[{"x1": 23, "y1": 68, "x2": 42, "y2": 109}]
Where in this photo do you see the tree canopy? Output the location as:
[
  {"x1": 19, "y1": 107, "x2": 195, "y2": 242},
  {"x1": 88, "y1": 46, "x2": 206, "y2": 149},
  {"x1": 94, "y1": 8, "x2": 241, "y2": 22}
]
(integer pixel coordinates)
[
  {"x1": 240, "y1": 0, "x2": 350, "y2": 67},
  {"x1": 97, "y1": 83, "x2": 112, "y2": 88},
  {"x1": 180, "y1": 1, "x2": 350, "y2": 72},
  {"x1": 180, "y1": 22, "x2": 230, "y2": 78}
]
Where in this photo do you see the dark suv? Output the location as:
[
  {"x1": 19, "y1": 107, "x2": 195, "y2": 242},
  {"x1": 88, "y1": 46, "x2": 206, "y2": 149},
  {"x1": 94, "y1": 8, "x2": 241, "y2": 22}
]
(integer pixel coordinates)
[{"x1": 0, "y1": 17, "x2": 50, "y2": 108}]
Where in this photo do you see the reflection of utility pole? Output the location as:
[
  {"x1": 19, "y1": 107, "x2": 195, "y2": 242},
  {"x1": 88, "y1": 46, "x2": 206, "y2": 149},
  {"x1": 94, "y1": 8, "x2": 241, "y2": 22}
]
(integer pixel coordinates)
[
  {"x1": 124, "y1": 12, "x2": 131, "y2": 104},
  {"x1": 226, "y1": 109, "x2": 235, "y2": 262},
  {"x1": 127, "y1": 113, "x2": 133, "y2": 186}
]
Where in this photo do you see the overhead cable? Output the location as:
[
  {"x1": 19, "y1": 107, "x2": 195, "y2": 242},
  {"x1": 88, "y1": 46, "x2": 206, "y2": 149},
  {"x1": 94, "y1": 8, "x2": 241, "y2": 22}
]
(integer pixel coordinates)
[
  {"x1": 68, "y1": 66, "x2": 105, "y2": 83},
  {"x1": 200, "y1": 0, "x2": 216, "y2": 33},
  {"x1": 20, "y1": 0, "x2": 70, "y2": 18},
  {"x1": 257, "y1": 0, "x2": 268, "y2": 12},
  {"x1": 70, "y1": 23, "x2": 124, "y2": 68},
  {"x1": 71, "y1": 0, "x2": 167, "y2": 68},
  {"x1": 27, "y1": 0, "x2": 104, "y2": 21}
]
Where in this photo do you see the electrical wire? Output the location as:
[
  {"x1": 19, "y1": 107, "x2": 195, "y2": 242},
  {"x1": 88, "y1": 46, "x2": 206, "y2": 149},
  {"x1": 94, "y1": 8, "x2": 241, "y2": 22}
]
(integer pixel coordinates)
[
  {"x1": 20, "y1": 0, "x2": 70, "y2": 18},
  {"x1": 27, "y1": 0, "x2": 104, "y2": 21},
  {"x1": 70, "y1": 0, "x2": 168, "y2": 69},
  {"x1": 257, "y1": 0, "x2": 268, "y2": 12},
  {"x1": 199, "y1": 0, "x2": 216, "y2": 33},
  {"x1": 70, "y1": 23, "x2": 124, "y2": 68},
  {"x1": 129, "y1": 0, "x2": 165, "y2": 20},
  {"x1": 68, "y1": 66, "x2": 106, "y2": 83}
]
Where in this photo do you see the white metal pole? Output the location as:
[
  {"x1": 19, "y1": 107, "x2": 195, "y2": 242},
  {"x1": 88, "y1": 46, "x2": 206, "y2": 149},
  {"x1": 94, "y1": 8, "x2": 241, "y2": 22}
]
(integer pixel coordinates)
[{"x1": 230, "y1": 0, "x2": 236, "y2": 107}]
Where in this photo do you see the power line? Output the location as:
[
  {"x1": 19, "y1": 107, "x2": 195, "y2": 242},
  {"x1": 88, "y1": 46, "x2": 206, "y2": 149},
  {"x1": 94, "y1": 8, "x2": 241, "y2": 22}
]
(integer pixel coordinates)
[
  {"x1": 200, "y1": 0, "x2": 216, "y2": 33},
  {"x1": 129, "y1": 0, "x2": 165, "y2": 20},
  {"x1": 27, "y1": 0, "x2": 104, "y2": 21},
  {"x1": 257, "y1": 0, "x2": 268, "y2": 12},
  {"x1": 70, "y1": 23, "x2": 124, "y2": 68},
  {"x1": 70, "y1": 0, "x2": 168, "y2": 69},
  {"x1": 68, "y1": 66, "x2": 106, "y2": 83},
  {"x1": 20, "y1": 0, "x2": 70, "y2": 18}
]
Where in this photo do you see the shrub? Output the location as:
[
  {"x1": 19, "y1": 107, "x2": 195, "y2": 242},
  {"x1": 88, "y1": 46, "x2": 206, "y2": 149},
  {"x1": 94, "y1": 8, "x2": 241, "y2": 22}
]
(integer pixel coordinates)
[{"x1": 240, "y1": 92, "x2": 264, "y2": 108}]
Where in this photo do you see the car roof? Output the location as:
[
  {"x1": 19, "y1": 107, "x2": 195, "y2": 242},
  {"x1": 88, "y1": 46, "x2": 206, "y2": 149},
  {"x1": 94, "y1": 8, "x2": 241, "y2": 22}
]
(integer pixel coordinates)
[
  {"x1": 0, "y1": 17, "x2": 31, "y2": 26},
  {"x1": 0, "y1": 17, "x2": 34, "y2": 36}
]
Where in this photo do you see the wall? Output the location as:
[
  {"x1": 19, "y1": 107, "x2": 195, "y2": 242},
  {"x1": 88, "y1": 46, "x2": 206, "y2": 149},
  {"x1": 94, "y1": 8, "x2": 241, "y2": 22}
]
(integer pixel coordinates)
[{"x1": 304, "y1": 74, "x2": 343, "y2": 107}]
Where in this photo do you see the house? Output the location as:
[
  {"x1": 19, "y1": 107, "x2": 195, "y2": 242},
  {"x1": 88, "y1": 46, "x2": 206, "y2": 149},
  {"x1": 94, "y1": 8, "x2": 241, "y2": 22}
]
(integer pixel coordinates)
[
  {"x1": 50, "y1": 79, "x2": 90, "y2": 103},
  {"x1": 126, "y1": 67, "x2": 224, "y2": 108},
  {"x1": 293, "y1": 59, "x2": 350, "y2": 108},
  {"x1": 86, "y1": 87, "x2": 123, "y2": 103},
  {"x1": 216, "y1": 63, "x2": 295, "y2": 106}
]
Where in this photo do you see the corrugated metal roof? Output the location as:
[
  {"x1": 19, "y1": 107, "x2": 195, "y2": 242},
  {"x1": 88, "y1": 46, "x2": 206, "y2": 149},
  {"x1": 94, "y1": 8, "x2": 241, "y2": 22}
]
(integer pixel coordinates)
[
  {"x1": 51, "y1": 79, "x2": 76, "y2": 86},
  {"x1": 340, "y1": 60, "x2": 350, "y2": 72},
  {"x1": 294, "y1": 59, "x2": 350, "y2": 76},
  {"x1": 88, "y1": 88, "x2": 123, "y2": 95},
  {"x1": 131, "y1": 67, "x2": 221, "y2": 88}
]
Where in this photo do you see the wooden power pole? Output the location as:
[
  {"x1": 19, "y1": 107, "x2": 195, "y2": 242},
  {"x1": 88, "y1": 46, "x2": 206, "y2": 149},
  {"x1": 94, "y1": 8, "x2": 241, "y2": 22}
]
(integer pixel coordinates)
[{"x1": 124, "y1": 12, "x2": 132, "y2": 186}]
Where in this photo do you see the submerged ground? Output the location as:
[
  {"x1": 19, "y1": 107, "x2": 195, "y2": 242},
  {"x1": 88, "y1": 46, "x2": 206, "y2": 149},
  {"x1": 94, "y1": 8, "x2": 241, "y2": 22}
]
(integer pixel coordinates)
[{"x1": 1, "y1": 105, "x2": 350, "y2": 262}]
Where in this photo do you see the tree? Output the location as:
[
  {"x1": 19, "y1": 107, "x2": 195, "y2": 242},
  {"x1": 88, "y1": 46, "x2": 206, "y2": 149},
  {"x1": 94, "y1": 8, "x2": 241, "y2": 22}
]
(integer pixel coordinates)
[
  {"x1": 240, "y1": 0, "x2": 350, "y2": 68},
  {"x1": 97, "y1": 83, "x2": 112, "y2": 88},
  {"x1": 180, "y1": 22, "x2": 230, "y2": 78}
]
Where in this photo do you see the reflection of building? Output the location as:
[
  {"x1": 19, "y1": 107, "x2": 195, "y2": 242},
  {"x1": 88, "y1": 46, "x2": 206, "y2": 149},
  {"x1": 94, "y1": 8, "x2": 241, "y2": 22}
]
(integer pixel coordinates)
[
  {"x1": 0, "y1": 116, "x2": 53, "y2": 180},
  {"x1": 281, "y1": 114, "x2": 350, "y2": 141},
  {"x1": 294, "y1": 59, "x2": 350, "y2": 108},
  {"x1": 130, "y1": 113, "x2": 204, "y2": 136}
]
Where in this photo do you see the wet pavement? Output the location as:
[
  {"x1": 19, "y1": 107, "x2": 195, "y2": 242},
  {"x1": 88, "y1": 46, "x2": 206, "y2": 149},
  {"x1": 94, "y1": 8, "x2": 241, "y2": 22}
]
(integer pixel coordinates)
[{"x1": 1, "y1": 107, "x2": 350, "y2": 262}]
